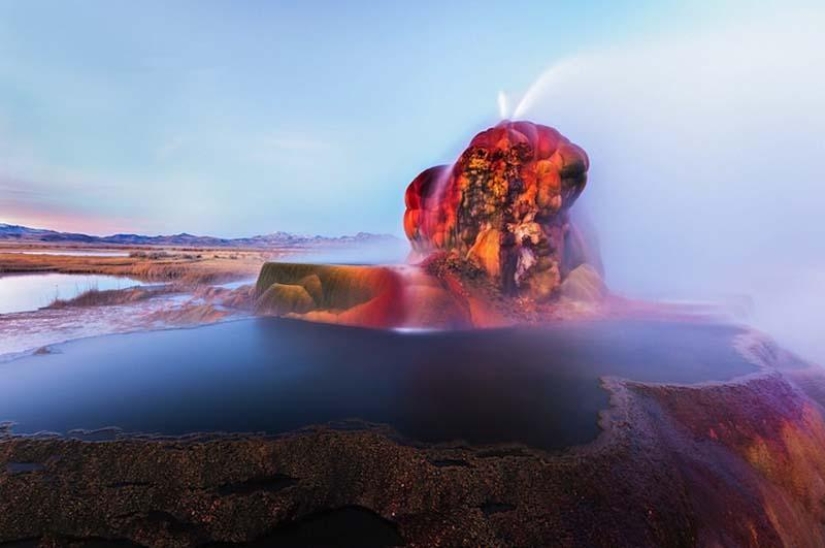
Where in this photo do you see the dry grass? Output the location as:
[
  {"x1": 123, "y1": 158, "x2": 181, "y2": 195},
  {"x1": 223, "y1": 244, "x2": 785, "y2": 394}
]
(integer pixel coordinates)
[
  {"x1": 45, "y1": 286, "x2": 177, "y2": 309},
  {"x1": 144, "y1": 303, "x2": 231, "y2": 325},
  {"x1": 0, "y1": 248, "x2": 266, "y2": 286}
]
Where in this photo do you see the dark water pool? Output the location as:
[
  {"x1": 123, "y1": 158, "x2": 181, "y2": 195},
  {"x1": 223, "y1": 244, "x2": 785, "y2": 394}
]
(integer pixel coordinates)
[{"x1": 0, "y1": 318, "x2": 757, "y2": 450}]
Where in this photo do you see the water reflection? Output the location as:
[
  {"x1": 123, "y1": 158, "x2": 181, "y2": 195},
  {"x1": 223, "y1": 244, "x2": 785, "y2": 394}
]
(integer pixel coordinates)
[{"x1": 0, "y1": 273, "x2": 145, "y2": 314}]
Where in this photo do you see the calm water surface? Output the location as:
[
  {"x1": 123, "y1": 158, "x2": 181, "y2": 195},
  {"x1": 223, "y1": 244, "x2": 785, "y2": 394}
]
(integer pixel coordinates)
[
  {"x1": 0, "y1": 318, "x2": 757, "y2": 450},
  {"x1": 0, "y1": 273, "x2": 146, "y2": 314}
]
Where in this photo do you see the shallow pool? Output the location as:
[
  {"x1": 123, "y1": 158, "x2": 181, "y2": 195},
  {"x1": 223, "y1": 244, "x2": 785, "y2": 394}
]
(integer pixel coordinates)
[
  {"x1": 0, "y1": 273, "x2": 146, "y2": 314},
  {"x1": 0, "y1": 318, "x2": 758, "y2": 450}
]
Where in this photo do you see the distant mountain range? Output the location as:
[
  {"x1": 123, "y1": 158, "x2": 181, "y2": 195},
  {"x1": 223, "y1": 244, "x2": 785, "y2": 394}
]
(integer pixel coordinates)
[{"x1": 0, "y1": 223, "x2": 400, "y2": 249}]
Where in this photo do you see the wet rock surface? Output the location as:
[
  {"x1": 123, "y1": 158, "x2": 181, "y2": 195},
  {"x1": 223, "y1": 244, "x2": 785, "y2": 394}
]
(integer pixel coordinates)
[
  {"x1": 254, "y1": 263, "x2": 407, "y2": 328},
  {"x1": 1, "y1": 331, "x2": 825, "y2": 547}
]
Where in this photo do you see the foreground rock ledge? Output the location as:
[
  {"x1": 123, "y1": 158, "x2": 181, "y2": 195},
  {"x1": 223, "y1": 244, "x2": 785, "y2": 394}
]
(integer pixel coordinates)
[{"x1": 2, "y1": 335, "x2": 825, "y2": 547}]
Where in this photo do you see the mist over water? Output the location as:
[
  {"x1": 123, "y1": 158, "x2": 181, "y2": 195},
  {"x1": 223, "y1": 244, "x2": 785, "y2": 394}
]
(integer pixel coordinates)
[
  {"x1": 288, "y1": 237, "x2": 410, "y2": 265},
  {"x1": 516, "y1": 13, "x2": 825, "y2": 363}
]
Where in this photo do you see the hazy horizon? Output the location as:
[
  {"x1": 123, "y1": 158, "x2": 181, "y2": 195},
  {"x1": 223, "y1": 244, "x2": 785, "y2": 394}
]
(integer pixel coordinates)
[{"x1": 0, "y1": 219, "x2": 399, "y2": 239}]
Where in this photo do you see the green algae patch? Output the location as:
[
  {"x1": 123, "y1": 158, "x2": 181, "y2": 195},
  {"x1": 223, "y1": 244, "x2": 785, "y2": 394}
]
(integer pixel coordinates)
[
  {"x1": 256, "y1": 283, "x2": 316, "y2": 315},
  {"x1": 254, "y1": 263, "x2": 405, "y2": 326}
]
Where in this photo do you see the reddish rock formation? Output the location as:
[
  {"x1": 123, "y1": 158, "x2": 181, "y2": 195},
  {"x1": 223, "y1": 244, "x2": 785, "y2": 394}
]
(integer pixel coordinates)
[
  {"x1": 255, "y1": 263, "x2": 411, "y2": 328},
  {"x1": 405, "y1": 120, "x2": 592, "y2": 300},
  {"x1": 255, "y1": 121, "x2": 611, "y2": 328}
]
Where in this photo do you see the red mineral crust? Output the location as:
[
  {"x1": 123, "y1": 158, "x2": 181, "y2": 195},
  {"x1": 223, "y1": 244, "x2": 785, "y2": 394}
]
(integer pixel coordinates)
[
  {"x1": 256, "y1": 121, "x2": 612, "y2": 328},
  {"x1": 405, "y1": 120, "x2": 591, "y2": 300}
]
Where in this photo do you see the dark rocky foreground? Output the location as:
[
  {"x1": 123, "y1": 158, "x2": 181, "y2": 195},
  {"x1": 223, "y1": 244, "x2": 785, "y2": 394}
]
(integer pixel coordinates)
[{"x1": 2, "y1": 332, "x2": 825, "y2": 547}]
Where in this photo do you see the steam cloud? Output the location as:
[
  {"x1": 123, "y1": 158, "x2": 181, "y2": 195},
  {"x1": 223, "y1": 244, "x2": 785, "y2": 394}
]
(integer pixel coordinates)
[{"x1": 515, "y1": 11, "x2": 825, "y2": 362}]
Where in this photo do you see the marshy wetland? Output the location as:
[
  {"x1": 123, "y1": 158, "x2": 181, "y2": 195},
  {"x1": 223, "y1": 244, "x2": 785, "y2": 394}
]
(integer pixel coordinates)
[{"x1": 0, "y1": 247, "x2": 264, "y2": 359}]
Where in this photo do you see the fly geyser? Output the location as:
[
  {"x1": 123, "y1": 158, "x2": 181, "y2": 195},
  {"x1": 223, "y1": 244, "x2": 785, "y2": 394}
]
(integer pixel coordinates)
[
  {"x1": 255, "y1": 121, "x2": 606, "y2": 327},
  {"x1": 405, "y1": 120, "x2": 596, "y2": 301}
]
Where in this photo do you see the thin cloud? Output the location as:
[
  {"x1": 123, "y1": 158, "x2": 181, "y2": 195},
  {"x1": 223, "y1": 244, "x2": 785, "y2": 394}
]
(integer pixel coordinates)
[
  {"x1": 242, "y1": 131, "x2": 339, "y2": 167},
  {"x1": 0, "y1": 184, "x2": 47, "y2": 197},
  {"x1": 156, "y1": 136, "x2": 185, "y2": 160},
  {"x1": 261, "y1": 133, "x2": 334, "y2": 152}
]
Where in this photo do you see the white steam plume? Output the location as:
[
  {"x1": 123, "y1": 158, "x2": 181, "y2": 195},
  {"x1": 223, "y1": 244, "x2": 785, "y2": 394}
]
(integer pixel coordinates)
[
  {"x1": 516, "y1": 10, "x2": 825, "y2": 362},
  {"x1": 497, "y1": 90, "x2": 510, "y2": 120}
]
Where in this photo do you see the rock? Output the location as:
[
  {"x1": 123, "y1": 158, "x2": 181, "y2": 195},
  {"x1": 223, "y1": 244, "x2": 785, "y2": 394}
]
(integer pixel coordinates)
[
  {"x1": 256, "y1": 283, "x2": 316, "y2": 316},
  {"x1": 146, "y1": 303, "x2": 231, "y2": 325},
  {"x1": 254, "y1": 262, "x2": 485, "y2": 329},
  {"x1": 254, "y1": 263, "x2": 407, "y2": 327},
  {"x1": 298, "y1": 274, "x2": 324, "y2": 305},
  {"x1": 560, "y1": 264, "x2": 607, "y2": 303},
  {"x1": 401, "y1": 269, "x2": 473, "y2": 328},
  {"x1": 4, "y1": 353, "x2": 825, "y2": 547},
  {"x1": 254, "y1": 122, "x2": 607, "y2": 330},
  {"x1": 404, "y1": 120, "x2": 595, "y2": 301}
]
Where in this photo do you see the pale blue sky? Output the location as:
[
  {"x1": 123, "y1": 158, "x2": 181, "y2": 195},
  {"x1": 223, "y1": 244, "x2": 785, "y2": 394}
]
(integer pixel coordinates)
[{"x1": 0, "y1": 0, "x2": 811, "y2": 236}]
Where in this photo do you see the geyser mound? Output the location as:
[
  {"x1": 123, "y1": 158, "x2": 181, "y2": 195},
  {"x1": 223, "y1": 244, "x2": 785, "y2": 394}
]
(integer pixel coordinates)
[
  {"x1": 404, "y1": 120, "x2": 598, "y2": 301},
  {"x1": 255, "y1": 121, "x2": 610, "y2": 328}
]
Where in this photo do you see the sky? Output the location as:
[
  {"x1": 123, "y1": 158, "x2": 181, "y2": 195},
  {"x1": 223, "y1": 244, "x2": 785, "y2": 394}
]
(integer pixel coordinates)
[{"x1": 0, "y1": 0, "x2": 808, "y2": 238}]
